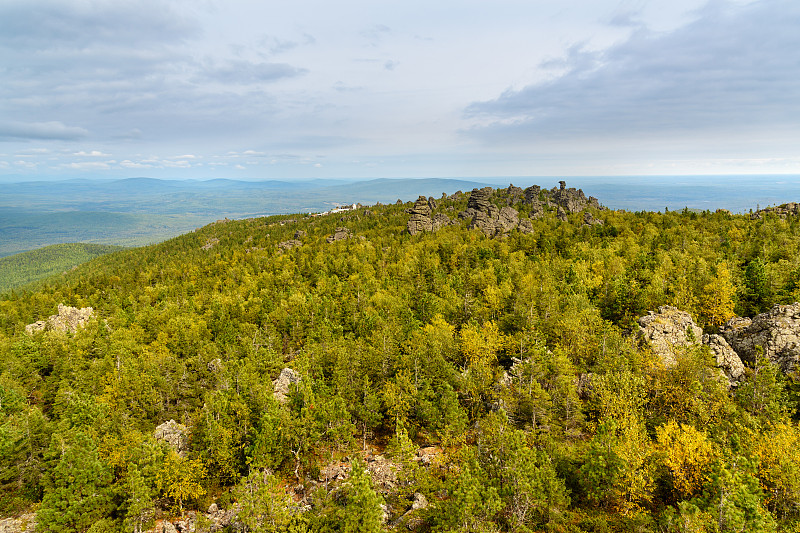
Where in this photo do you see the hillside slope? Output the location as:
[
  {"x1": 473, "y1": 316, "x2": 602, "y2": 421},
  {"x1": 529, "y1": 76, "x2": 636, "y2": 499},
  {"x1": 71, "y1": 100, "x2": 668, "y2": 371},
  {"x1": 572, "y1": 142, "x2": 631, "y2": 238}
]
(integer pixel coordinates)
[
  {"x1": 2, "y1": 183, "x2": 800, "y2": 532},
  {"x1": 0, "y1": 243, "x2": 124, "y2": 293}
]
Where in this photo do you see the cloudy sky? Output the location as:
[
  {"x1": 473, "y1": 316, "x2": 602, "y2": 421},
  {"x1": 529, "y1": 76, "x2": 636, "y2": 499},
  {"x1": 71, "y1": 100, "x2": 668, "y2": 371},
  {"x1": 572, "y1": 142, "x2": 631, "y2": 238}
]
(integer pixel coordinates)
[{"x1": 1, "y1": 0, "x2": 798, "y2": 181}]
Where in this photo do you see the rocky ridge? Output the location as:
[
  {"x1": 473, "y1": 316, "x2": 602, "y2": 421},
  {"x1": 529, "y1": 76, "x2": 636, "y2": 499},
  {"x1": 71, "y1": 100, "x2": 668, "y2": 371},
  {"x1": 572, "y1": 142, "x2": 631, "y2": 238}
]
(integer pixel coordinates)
[
  {"x1": 406, "y1": 181, "x2": 603, "y2": 237},
  {"x1": 751, "y1": 202, "x2": 800, "y2": 220}
]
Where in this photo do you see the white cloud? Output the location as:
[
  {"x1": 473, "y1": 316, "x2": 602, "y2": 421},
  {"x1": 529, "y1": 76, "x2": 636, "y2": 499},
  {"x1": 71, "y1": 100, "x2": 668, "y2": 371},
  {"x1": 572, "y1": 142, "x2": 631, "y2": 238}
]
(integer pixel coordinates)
[
  {"x1": 74, "y1": 150, "x2": 111, "y2": 157},
  {"x1": 120, "y1": 160, "x2": 153, "y2": 169},
  {"x1": 465, "y1": 0, "x2": 800, "y2": 144},
  {"x1": 65, "y1": 161, "x2": 110, "y2": 170}
]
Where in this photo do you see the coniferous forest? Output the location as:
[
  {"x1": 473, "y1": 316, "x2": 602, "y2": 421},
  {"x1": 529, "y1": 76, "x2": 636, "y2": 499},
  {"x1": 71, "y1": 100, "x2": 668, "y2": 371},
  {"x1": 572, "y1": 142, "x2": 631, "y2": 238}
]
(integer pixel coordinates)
[{"x1": 3, "y1": 184, "x2": 800, "y2": 533}]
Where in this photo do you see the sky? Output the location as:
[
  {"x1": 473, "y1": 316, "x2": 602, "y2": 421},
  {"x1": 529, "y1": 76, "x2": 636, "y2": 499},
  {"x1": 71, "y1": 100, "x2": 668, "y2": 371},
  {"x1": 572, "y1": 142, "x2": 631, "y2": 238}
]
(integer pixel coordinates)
[{"x1": 1, "y1": 0, "x2": 799, "y2": 182}]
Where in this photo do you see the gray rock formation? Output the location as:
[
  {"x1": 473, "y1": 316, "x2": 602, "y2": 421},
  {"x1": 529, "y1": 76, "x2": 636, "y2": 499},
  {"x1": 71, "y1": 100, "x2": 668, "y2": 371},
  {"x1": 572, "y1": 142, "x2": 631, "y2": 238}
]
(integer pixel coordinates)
[
  {"x1": 201, "y1": 238, "x2": 219, "y2": 251},
  {"x1": 583, "y1": 212, "x2": 604, "y2": 226},
  {"x1": 407, "y1": 195, "x2": 453, "y2": 235},
  {"x1": 721, "y1": 303, "x2": 800, "y2": 371},
  {"x1": 637, "y1": 306, "x2": 745, "y2": 385},
  {"x1": 459, "y1": 188, "x2": 531, "y2": 237},
  {"x1": 25, "y1": 304, "x2": 94, "y2": 335},
  {"x1": 637, "y1": 306, "x2": 704, "y2": 367},
  {"x1": 278, "y1": 239, "x2": 302, "y2": 250},
  {"x1": 751, "y1": 202, "x2": 800, "y2": 220},
  {"x1": 154, "y1": 420, "x2": 189, "y2": 457},
  {"x1": 326, "y1": 227, "x2": 352, "y2": 243},
  {"x1": 549, "y1": 180, "x2": 602, "y2": 213},
  {"x1": 407, "y1": 196, "x2": 433, "y2": 235},
  {"x1": 273, "y1": 368, "x2": 302, "y2": 403},
  {"x1": 702, "y1": 334, "x2": 745, "y2": 382}
]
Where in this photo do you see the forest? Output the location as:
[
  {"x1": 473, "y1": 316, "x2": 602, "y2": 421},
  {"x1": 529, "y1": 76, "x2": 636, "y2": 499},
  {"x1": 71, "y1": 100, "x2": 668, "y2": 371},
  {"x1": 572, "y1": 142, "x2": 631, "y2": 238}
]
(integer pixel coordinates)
[
  {"x1": 0, "y1": 243, "x2": 124, "y2": 293},
  {"x1": 2, "y1": 183, "x2": 800, "y2": 533}
]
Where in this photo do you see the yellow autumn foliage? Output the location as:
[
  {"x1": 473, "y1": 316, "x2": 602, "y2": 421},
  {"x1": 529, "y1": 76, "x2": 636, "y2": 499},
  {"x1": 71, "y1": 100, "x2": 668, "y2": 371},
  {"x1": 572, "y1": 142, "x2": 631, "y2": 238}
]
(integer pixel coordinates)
[{"x1": 656, "y1": 420, "x2": 715, "y2": 500}]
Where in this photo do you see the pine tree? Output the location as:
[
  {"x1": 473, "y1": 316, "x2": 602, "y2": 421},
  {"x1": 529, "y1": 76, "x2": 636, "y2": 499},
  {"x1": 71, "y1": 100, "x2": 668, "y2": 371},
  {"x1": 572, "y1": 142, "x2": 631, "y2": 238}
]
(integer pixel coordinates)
[{"x1": 36, "y1": 432, "x2": 113, "y2": 533}]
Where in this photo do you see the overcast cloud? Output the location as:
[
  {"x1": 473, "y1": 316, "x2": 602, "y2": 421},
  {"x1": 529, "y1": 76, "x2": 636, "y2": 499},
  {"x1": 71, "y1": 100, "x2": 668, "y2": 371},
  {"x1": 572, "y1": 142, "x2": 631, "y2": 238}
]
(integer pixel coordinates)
[{"x1": 1, "y1": 0, "x2": 798, "y2": 181}]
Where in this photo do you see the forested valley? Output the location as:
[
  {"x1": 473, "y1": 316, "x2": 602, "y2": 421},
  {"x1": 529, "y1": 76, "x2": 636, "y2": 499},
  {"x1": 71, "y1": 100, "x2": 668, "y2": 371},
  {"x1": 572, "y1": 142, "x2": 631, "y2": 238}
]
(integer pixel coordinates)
[{"x1": 3, "y1": 183, "x2": 800, "y2": 533}]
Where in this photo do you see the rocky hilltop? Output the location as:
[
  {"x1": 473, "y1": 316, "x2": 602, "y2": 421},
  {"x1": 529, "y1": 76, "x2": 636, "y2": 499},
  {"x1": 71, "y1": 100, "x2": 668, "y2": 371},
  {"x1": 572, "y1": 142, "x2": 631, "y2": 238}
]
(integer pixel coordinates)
[{"x1": 407, "y1": 181, "x2": 603, "y2": 236}]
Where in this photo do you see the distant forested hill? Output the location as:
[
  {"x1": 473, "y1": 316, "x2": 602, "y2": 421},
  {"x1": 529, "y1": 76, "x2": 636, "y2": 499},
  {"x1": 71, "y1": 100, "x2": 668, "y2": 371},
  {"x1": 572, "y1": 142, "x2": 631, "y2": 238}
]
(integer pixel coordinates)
[{"x1": 0, "y1": 243, "x2": 124, "y2": 293}]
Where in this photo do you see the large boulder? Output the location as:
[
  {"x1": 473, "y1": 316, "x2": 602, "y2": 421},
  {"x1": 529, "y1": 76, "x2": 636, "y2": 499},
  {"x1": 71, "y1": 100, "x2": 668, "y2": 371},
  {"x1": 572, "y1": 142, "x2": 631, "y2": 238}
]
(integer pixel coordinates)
[
  {"x1": 721, "y1": 303, "x2": 800, "y2": 371},
  {"x1": 25, "y1": 304, "x2": 94, "y2": 335},
  {"x1": 154, "y1": 420, "x2": 189, "y2": 457},
  {"x1": 637, "y1": 306, "x2": 745, "y2": 385},
  {"x1": 326, "y1": 227, "x2": 352, "y2": 243},
  {"x1": 637, "y1": 306, "x2": 703, "y2": 367}
]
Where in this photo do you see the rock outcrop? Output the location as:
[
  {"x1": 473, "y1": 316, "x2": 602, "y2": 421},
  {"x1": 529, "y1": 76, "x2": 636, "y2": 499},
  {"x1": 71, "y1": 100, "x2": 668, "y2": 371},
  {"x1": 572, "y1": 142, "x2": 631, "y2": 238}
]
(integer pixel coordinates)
[
  {"x1": 278, "y1": 239, "x2": 302, "y2": 250},
  {"x1": 154, "y1": 420, "x2": 189, "y2": 457},
  {"x1": 702, "y1": 334, "x2": 746, "y2": 382},
  {"x1": 326, "y1": 227, "x2": 352, "y2": 243},
  {"x1": 721, "y1": 303, "x2": 800, "y2": 371},
  {"x1": 637, "y1": 306, "x2": 704, "y2": 368},
  {"x1": 751, "y1": 202, "x2": 800, "y2": 220},
  {"x1": 637, "y1": 306, "x2": 745, "y2": 385},
  {"x1": 406, "y1": 195, "x2": 455, "y2": 235},
  {"x1": 201, "y1": 238, "x2": 219, "y2": 251},
  {"x1": 273, "y1": 368, "x2": 301, "y2": 403},
  {"x1": 0, "y1": 513, "x2": 35, "y2": 533},
  {"x1": 583, "y1": 211, "x2": 604, "y2": 226},
  {"x1": 549, "y1": 180, "x2": 602, "y2": 213},
  {"x1": 458, "y1": 188, "x2": 533, "y2": 237},
  {"x1": 25, "y1": 304, "x2": 94, "y2": 335}
]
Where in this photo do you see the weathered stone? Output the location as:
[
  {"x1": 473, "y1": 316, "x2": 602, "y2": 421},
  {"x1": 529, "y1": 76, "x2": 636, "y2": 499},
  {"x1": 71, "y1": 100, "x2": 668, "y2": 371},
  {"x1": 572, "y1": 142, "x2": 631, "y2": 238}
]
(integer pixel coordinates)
[
  {"x1": 154, "y1": 420, "x2": 189, "y2": 457},
  {"x1": 407, "y1": 196, "x2": 433, "y2": 235},
  {"x1": 702, "y1": 334, "x2": 745, "y2": 384},
  {"x1": 517, "y1": 218, "x2": 534, "y2": 234},
  {"x1": 557, "y1": 206, "x2": 568, "y2": 222},
  {"x1": 407, "y1": 196, "x2": 453, "y2": 235},
  {"x1": 273, "y1": 368, "x2": 301, "y2": 403},
  {"x1": 550, "y1": 180, "x2": 602, "y2": 213},
  {"x1": 583, "y1": 212, "x2": 604, "y2": 226},
  {"x1": 411, "y1": 492, "x2": 428, "y2": 511},
  {"x1": 0, "y1": 513, "x2": 36, "y2": 533},
  {"x1": 637, "y1": 306, "x2": 703, "y2": 367},
  {"x1": 721, "y1": 303, "x2": 800, "y2": 371},
  {"x1": 294, "y1": 229, "x2": 306, "y2": 239},
  {"x1": 467, "y1": 187, "x2": 494, "y2": 212},
  {"x1": 326, "y1": 227, "x2": 352, "y2": 243},
  {"x1": 278, "y1": 239, "x2": 303, "y2": 250},
  {"x1": 752, "y1": 202, "x2": 800, "y2": 220},
  {"x1": 25, "y1": 304, "x2": 94, "y2": 335}
]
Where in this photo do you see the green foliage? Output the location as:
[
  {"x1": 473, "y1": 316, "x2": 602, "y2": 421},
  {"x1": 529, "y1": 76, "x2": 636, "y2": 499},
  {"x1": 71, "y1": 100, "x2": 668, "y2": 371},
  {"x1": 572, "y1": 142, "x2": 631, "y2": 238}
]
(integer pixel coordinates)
[
  {"x1": 36, "y1": 432, "x2": 113, "y2": 533},
  {"x1": 5, "y1": 190, "x2": 800, "y2": 530},
  {"x1": 0, "y1": 243, "x2": 124, "y2": 294}
]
